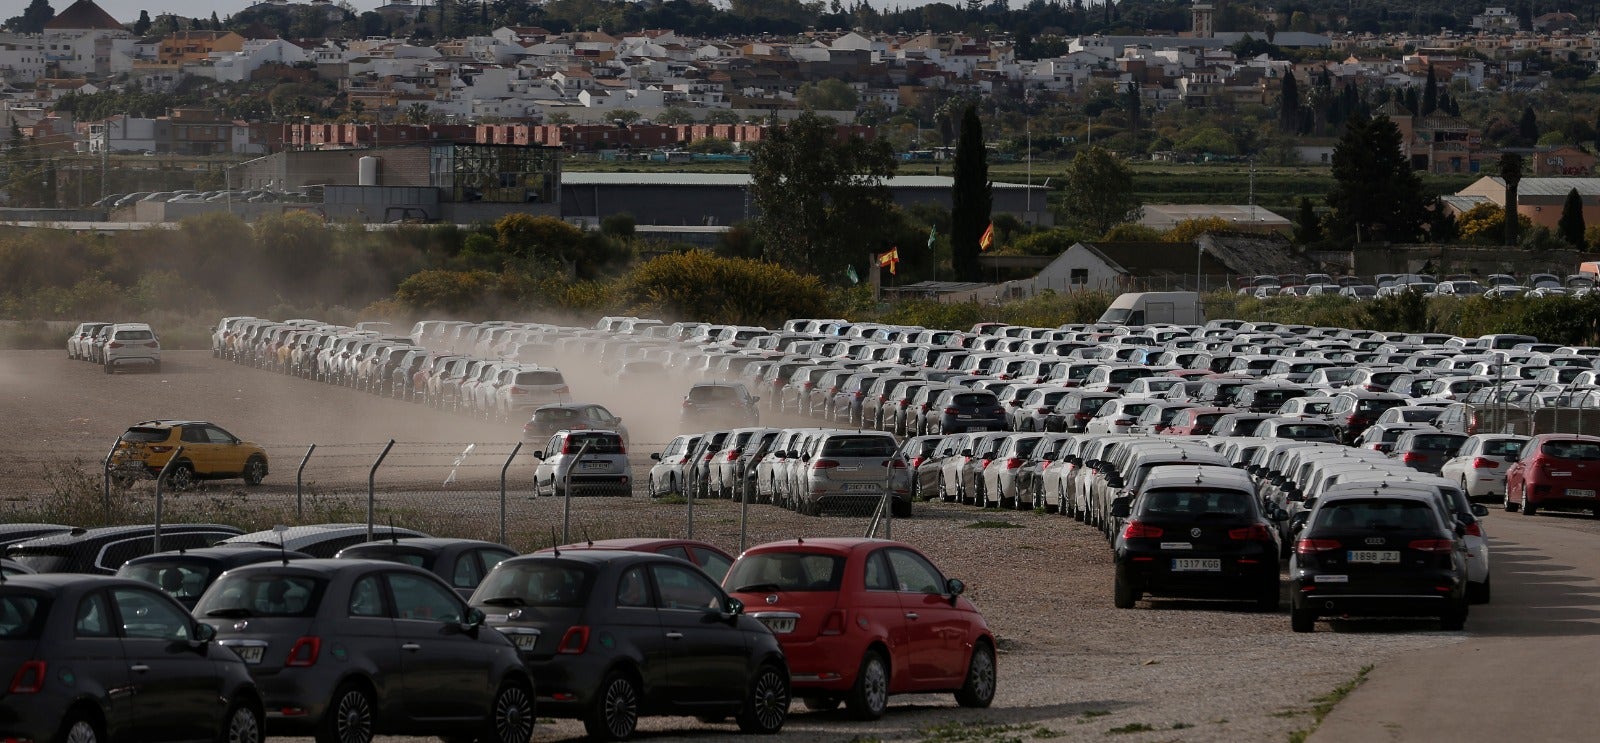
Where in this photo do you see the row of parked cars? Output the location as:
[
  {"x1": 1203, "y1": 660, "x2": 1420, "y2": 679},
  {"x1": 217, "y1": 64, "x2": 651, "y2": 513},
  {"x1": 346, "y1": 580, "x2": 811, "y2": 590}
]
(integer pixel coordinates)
[
  {"x1": 1237, "y1": 271, "x2": 1596, "y2": 300},
  {"x1": 2, "y1": 520, "x2": 995, "y2": 742},
  {"x1": 93, "y1": 188, "x2": 312, "y2": 209},
  {"x1": 66, "y1": 321, "x2": 163, "y2": 373}
]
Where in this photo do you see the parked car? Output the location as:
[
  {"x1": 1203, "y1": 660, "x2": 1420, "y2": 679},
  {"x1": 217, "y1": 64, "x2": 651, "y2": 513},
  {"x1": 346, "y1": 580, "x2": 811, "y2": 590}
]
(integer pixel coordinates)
[
  {"x1": 1506, "y1": 433, "x2": 1600, "y2": 516},
  {"x1": 792, "y1": 431, "x2": 907, "y2": 517},
  {"x1": 472, "y1": 550, "x2": 789, "y2": 740},
  {"x1": 334, "y1": 537, "x2": 517, "y2": 598},
  {"x1": 533, "y1": 430, "x2": 632, "y2": 497},
  {"x1": 1389, "y1": 430, "x2": 1469, "y2": 475},
  {"x1": 66, "y1": 321, "x2": 111, "y2": 360},
  {"x1": 522, "y1": 402, "x2": 629, "y2": 445},
  {"x1": 101, "y1": 322, "x2": 162, "y2": 373},
  {"x1": 107, "y1": 420, "x2": 269, "y2": 489},
  {"x1": 926, "y1": 389, "x2": 1008, "y2": 434},
  {"x1": 196, "y1": 559, "x2": 536, "y2": 742},
  {"x1": 0, "y1": 574, "x2": 266, "y2": 743},
  {"x1": 725, "y1": 538, "x2": 995, "y2": 721},
  {"x1": 535, "y1": 537, "x2": 736, "y2": 582},
  {"x1": 1288, "y1": 492, "x2": 1468, "y2": 632},
  {"x1": 117, "y1": 545, "x2": 311, "y2": 609},
  {"x1": 217, "y1": 523, "x2": 430, "y2": 558},
  {"x1": 5, "y1": 523, "x2": 245, "y2": 574},
  {"x1": 682, "y1": 383, "x2": 761, "y2": 428},
  {"x1": 1439, "y1": 434, "x2": 1528, "y2": 502},
  {"x1": 647, "y1": 434, "x2": 701, "y2": 497}
]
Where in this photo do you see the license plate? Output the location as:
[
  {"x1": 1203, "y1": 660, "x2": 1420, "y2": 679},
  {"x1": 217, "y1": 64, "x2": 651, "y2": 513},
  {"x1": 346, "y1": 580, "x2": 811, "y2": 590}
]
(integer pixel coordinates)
[
  {"x1": 1172, "y1": 558, "x2": 1220, "y2": 571},
  {"x1": 1552, "y1": 471, "x2": 1572, "y2": 477},
  {"x1": 843, "y1": 483, "x2": 879, "y2": 493},
  {"x1": 1570, "y1": 489, "x2": 1596, "y2": 498},
  {"x1": 1348, "y1": 550, "x2": 1400, "y2": 563},
  {"x1": 958, "y1": 414, "x2": 974, "y2": 419},
  {"x1": 513, "y1": 634, "x2": 538, "y2": 651},
  {"x1": 231, "y1": 646, "x2": 264, "y2": 664},
  {"x1": 1159, "y1": 542, "x2": 1194, "y2": 550},
  {"x1": 758, "y1": 616, "x2": 795, "y2": 634},
  {"x1": 581, "y1": 461, "x2": 609, "y2": 471}
]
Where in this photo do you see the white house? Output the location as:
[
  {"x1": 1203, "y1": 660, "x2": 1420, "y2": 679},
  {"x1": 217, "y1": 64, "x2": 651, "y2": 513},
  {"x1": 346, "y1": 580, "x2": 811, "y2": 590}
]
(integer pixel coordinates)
[
  {"x1": 0, "y1": 34, "x2": 47, "y2": 83},
  {"x1": 42, "y1": 0, "x2": 131, "y2": 77}
]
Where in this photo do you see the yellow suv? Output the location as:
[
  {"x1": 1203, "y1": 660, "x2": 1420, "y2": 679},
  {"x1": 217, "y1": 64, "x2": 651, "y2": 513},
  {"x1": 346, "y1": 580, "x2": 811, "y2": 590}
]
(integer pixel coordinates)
[{"x1": 109, "y1": 420, "x2": 269, "y2": 490}]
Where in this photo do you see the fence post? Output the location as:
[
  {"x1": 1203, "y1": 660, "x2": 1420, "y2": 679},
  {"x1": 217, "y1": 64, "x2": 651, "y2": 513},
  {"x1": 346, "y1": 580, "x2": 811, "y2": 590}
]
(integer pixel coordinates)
[
  {"x1": 499, "y1": 441, "x2": 523, "y2": 546},
  {"x1": 367, "y1": 440, "x2": 395, "y2": 541},
  {"x1": 100, "y1": 439, "x2": 119, "y2": 521},
  {"x1": 883, "y1": 470, "x2": 893, "y2": 540},
  {"x1": 561, "y1": 439, "x2": 592, "y2": 544},
  {"x1": 152, "y1": 445, "x2": 185, "y2": 554},
  {"x1": 739, "y1": 462, "x2": 751, "y2": 553},
  {"x1": 295, "y1": 444, "x2": 316, "y2": 520},
  {"x1": 687, "y1": 468, "x2": 695, "y2": 540}
]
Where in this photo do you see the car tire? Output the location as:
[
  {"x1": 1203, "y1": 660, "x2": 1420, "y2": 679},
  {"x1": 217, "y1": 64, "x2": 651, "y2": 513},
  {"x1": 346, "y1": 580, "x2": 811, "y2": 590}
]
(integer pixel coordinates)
[
  {"x1": 242, "y1": 457, "x2": 267, "y2": 487},
  {"x1": 1522, "y1": 486, "x2": 1538, "y2": 516},
  {"x1": 1290, "y1": 607, "x2": 1317, "y2": 633},
  {"x1": 954, "y1": 642, "x2": 997, "y2": 709},
  {"x1": 1469, "y1": 577, "x2": 1491, "y2": 605},
  {"x1": 103, "y1": 362, "x2": 114, "y2": 374},
  {"x1": 735, "y1": 662, "x2": 790, "y2": 734},
  {"x1": 801, "y1": 696, "x2": 840, "y2": 712},
  {"x1": 164, "y1": 462, "x2": 195, "y2": 492},
  {"x1": 584, "y1": 671, "x2": 640, "y2": 741},
  {"x1": 1112, "y1": 568, "x2": 1139, "y2": 609},
  {"x1": 480, "y1": 680, "x2": 534, "y2": 743},
  {"x1": 58, "y1": 711, "x2": 104, "y2": 743},
  {"x1": 1440, "y1": 601, "x2": 1468, "y2": 631},
  {"x1": 316, "y1": 682, "x2": 375, "y2": 743},
  {"x1": 845, "y1": 651, "x2": 889, "y2": 721},
  {"x1": 218, "y1": 696, "x2": 263, "y2": 743},
  {"x1": 938, "y1": 478, "x2": 950, "y2": 502}
]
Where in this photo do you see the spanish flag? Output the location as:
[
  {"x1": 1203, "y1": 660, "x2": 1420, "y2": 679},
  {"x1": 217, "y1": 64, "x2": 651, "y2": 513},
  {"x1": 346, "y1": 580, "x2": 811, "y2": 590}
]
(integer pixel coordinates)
[
  {"x1": 877, "y1": 247, "x2": 900, "y2": 275},
  {"x1": 979, "y1": 222, "x2": 995, "y2": 252}
]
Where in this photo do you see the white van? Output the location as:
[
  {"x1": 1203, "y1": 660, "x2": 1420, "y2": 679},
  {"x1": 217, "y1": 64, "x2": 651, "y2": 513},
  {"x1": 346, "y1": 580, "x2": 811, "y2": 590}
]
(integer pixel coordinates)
[
  {"x1": 1098, "y1": 292, "x2": 1205, "y2": 326},
  {"x1": 103, "y1": 323, "x2": 161, "y2": 373}
]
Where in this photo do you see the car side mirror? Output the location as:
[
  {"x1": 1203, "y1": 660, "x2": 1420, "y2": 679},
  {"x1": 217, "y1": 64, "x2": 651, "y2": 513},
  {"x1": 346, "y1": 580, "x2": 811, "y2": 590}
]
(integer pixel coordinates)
[
  {"x1": 531, "y1": 451, "x2": 544, "y2": 459},
  {"x1": 751, "y1": 396, "x2": 760, "y2": 403},
  {"x1": 960, "y1": 449, "x2": 973, "y2": 457},
  {"x1": 945, "y1": 578, "x2": 965, "y2": 605},
  {"x1": 722, "y1": 596, "x2": 745, "y2": 621},
  {"x1": 1110, "y1": 497, "x2": 1133, "y2": 518},
  {"x1": 981, "y1": 452, "x2": 996, "y2": 461},
  {"x1": 1471, "y1": 504, "x2": 1489, "y2": 517},
  {"x1": 459, "y1": 607, "x2": 485, "y2": 635},
  {"x1": 1454, "y1": 523, "x2": 1467, "y2": 537},
  {"x1": 1289, "y1": 512, "x2": 1310, "y2": 533},
  {"x1": 650, "y1": 452, "x2": 661, "y2": 461},
  {"x1": 1270, "y1": 507, "x2": 1289, "y2": 522},
  {"x1": 192, "y1": 622, "x2": 217, "y2": 644}
]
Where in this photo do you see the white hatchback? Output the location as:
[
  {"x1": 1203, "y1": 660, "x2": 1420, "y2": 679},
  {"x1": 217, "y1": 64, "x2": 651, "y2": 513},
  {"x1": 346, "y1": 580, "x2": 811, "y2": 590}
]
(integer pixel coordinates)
[
  {"x1": 1439, "y1": 434, "x2": 1529, "y2": 501},
  {"x1": 102, "y1": 323, "x2": 161, "y2": 373}
]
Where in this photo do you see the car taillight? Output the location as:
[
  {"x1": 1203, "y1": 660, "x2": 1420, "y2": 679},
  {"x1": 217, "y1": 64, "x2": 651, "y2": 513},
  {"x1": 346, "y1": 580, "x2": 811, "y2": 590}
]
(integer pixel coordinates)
[
  {"x1": 1005, "y1": 457, "x2": 1023, "y2": 469},
  {"x1": 286, "y1": 637, "x2": 321, "y2": 667},
  {"x1": 1463, "y1": 522, "x2": 1483, "y2": 537},
  {"x1": 812, "y1": 459, "x2": 840, "y2": 469},
  {"x1": 890, "y1": 458, "x2": 907, "y2": 469},
  {"x1": 523, "y1": 423, "x2": 533, "y2": 433},
  {"x1": 108, "y1": 342, "x2": 123, "y2": 348},
  {"x1": 1471, "y1": 457, "x2": 1500, "y2": 469},
  {"x1": 943, "y1": 407, "x2": 959, "y2": 414},
  {"x1": 1122, "y1": 521, "x2": 1164, "y2": 539},
  {"x1": 1401, "y1": 452, "x2": 1423, "y2": 463},
  {"x1": 508, "y1": 388, "x2": 526, "y2": 395},
  {"x1": 1409, "y1": 539, "x2": 1455, "y2": 552},
  {"x1": 1228, "y1": 524, "x2": 1273, "y2": 541},
  {"x1": 820, "y1": 610, "x2": 846, "y2": 636},
  {"x1": 725, "y1": 450, "x2": 739, "y2": 461},
  {"x1": 8, "y1": 660, "x2": 46, "y2": 694},
  {"x1": 910, "y1": 456, "x2": 925, "y2": 468},
  {"x1": 1074, "y1": 412, "x2": 1092, "y2": 420},
  {"x1": 1296, "y1": 538, "x2": 1341, "y2": 554},
  {"x1": 558, "y1": 626, "x2": 590, "y2": 654}
]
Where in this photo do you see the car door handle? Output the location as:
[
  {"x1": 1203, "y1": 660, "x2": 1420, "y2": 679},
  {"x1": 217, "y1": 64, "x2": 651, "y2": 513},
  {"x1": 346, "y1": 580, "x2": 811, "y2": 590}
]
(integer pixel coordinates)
[
  {"x1": 401, "y1": 643, "x2": 421, "y2": 652},
  {"x1": 665, "y1": 632, "x2": 684, "y2": 640},
  {"x1": 130, "y1": 664, "x2": 150, "y2": 673},
  {"x1": 904, "y1": 612, "x2": 919, "y2": 620}
]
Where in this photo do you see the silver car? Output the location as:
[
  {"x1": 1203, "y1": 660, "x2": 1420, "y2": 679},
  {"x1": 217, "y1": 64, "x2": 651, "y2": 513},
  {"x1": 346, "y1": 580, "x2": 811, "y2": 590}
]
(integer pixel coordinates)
[
  {"x1": 794, "y1": 431, "x2": 903, "y2": 517},
  {"x1": 532, "y1": 430, "x2": 631, "y2": 497}
]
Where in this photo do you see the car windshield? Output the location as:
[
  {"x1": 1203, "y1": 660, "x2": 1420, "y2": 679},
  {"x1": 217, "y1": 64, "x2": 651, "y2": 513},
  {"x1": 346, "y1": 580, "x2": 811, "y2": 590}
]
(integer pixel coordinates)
[
  {"x1": 194, "y1": 575, "x2": 324, "y2": 618},
  {"x1": 1280, "y1": 424, "x2": 1332, "y2": 437},
  {"x1": 515, "y1": 371, "x2": 564, "y2": 385},
  {"x1": 726, "y1": 553, "x2": 846, "y2": 593},
  {"x1": 475, "y1": 562, "x2": 592, "y2": 607},
  {"x1": 0, "y1": 594, "x2": 45, "y2": 638},
  {"x1": 821, "y1": 436, "x2": 896, "y2": 457},
  {"x1": 1541, "y1": 440, "x2": 1600, "y2": 460},
  {"x1": 120, "y1": 427, "x2": 169, "y2": 443},
  {"x1": 689, "y1": 386, "x2": 741, "y2": 402},
  {"x1": 1408, "y1": 435, "x2": 1465, "y2": 451},
  {"x1": 1139, "y1": 488, "x2": 1254, "y2": 517},
  {"x1": 1313, "y1": 499, "x2": 1438, "y2": 531},
  {"x1": 1356, "y1": 400, "x2": 1401, "y2": 415}
]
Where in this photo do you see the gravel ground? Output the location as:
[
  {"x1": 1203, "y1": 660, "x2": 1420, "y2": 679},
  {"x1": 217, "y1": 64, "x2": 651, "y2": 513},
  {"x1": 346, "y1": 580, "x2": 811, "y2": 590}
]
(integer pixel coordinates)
[{"x1": 0, "y1": 349, "x2": 1469, "y2": 742}]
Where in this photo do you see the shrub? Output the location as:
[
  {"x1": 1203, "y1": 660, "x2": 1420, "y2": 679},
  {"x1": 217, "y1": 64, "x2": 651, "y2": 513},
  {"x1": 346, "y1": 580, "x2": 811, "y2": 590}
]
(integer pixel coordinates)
[{"x1": 619, "y1": 251, "x2": 828, "y2": 325}]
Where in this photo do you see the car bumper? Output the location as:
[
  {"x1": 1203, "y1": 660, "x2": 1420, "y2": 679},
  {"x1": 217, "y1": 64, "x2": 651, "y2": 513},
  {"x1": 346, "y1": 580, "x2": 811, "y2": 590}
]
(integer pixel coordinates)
[
  {"x1": 938, "y1": 417, "x2": 1007, "y2": 432},
  {"x1": 1119, "y1": 553, "x2": 1279, "y2": 597},
  {"x1": 775, "y1": 637, "x2": 864, "y2": 692},
  {"x1": 255, "y1": 671, "x2": 341, "y2": 734},
  {"x1": 0, "y1": 696, "x2": 65, "y2": 741},
  {"x1": 1291, "y1": 571, "x2": 1462, "y2": 617},
  {"x1": 520, "y1": 654, "x2": 607, "y2": 714}
]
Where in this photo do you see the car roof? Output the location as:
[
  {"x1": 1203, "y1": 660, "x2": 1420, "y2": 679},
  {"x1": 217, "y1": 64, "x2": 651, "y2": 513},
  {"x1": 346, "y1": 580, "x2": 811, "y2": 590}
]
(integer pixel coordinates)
[
  {"x1": 740, "y1": 537, "x2": 903, "y2": 556},
  {"x1": 217, "y1": 558, "x2": 437, "y2": 578},
  {"x1": 10, "y1": 523, "x2": 242, "y2": 548},
  {"x1": 340, "y1": 537, "x2": 512, "y2": 552},
  {"x1": 0, "y1": 574, "x2": 155, "y2": 592},
  {"x1": 122, "y1": 546, "x2": 311, "y2": 566},
  {"x1": 535, "y1": 538, "x2": 731, "y2": 558}
]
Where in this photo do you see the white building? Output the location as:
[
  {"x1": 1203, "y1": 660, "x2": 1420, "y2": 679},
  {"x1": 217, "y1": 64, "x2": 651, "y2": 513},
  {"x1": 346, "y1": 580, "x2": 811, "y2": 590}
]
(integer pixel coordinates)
[{"x1": 42, "y1": 0, "x2": 132, "y2": 77}]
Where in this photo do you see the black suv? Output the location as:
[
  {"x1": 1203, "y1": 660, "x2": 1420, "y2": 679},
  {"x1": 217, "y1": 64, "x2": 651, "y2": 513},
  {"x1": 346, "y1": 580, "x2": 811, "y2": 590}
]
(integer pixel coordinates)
[
  {"x1": 682, "y1": 383, "x2": 760, "y2": 428},
  {"x1": 928, "y1": 389, "x2": 1008, "y2": 435}
]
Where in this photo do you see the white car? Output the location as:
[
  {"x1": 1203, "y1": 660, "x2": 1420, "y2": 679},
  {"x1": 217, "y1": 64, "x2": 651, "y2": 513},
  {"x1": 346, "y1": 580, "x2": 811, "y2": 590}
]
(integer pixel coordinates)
[
  {"x1": 102, "y1": 323, "x2": 161, "y2": 373},
  {"x1": 67, "y1": 321, "x2": 110, "y2": 360},
  {"x1": 1439, "y1": 434, "x2": 1529, "y2": 501},
  {"x1": 532, "y1": 430, "x2": 631, "y2": 497},
  {"x1": 1083, "y1": 399, "x2": 1155, "y2": 434}
]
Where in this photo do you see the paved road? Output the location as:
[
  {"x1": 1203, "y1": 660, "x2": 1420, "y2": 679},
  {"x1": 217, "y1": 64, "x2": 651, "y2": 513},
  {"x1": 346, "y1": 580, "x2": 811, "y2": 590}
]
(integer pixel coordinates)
[{"x1": 1314, "y1": 511, "x2": 1600, "y2": 743}]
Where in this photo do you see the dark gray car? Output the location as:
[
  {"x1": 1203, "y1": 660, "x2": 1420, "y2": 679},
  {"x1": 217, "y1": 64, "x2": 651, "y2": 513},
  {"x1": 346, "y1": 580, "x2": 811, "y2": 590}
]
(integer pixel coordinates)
[
  {"x1": 1391, "y1": 430, "x2": 1469, "y2": 475},
  {"x1": 928, "y1": 389, "x2": 1008, "y2": 434}
]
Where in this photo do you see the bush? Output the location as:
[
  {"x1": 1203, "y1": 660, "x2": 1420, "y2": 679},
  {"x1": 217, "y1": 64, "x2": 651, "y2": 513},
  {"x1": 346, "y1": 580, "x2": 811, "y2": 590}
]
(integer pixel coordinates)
[{"x1": 619, "y1": 251, "x2": 828, "y2": 325}]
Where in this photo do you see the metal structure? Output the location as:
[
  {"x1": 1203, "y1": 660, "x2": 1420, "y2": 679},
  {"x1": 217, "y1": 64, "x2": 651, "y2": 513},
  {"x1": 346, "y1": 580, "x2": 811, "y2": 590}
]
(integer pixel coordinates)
[{"x1": 429, "y1": 144, "x2": 560, "y2": 204}]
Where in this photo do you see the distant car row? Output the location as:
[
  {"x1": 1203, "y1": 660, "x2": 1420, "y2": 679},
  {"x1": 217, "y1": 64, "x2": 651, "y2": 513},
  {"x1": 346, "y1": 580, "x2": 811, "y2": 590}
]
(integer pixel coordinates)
[
  {"x1": 67, "y1": 321, "x2": 162, "y2": 373},
  {"x1": 93, "y1": 188, "x2": 313, "y2": 209}
]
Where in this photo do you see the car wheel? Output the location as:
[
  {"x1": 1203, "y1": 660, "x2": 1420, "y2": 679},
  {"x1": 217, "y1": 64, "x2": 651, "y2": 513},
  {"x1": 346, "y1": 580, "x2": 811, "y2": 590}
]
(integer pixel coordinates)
[
  {"x1": 1440, "y1": 601, "x2": 1468, "y2": 631},
  {"x1": 845, "y1": 651, "x2": 889, "y2": 721},
  {"x1": 1522, "y1": 485, "x2": 1538, "y2": 516},
  {"x1": 1112, "y1": 568, "x2": 1139, "y2": 609},
  {"x1": 954, "y1": 642, "x2": 997, "y2": 709},
  {"x1": 315, "y1": 682, "x2": 375, "y2": 743},
  {"x1": 103, "y1": 362, "x2": 114, "y2": 374},
  {"x1": 58, "y1": 712, "x2": 103, "y2": 743},
  {"x1": 584, "y1": 671, "x2": 640, "y2": 741},
  {"x1": 152, "y1": 362, "x2": 161, "y2": 373},
  {"x1": 938, "y1": 478, "x2": 950, "y2": 502},
  {"x1": 801, "y1": 696, "x2": 840, "y2": 712},
  {"x1": 164, "y1": 462, "x2": 195, "y2": 492},
  {"x1": 242, "y1": 457, "x2": 267, "y2": 487},
  {"x1": 646, "y1": 476, "x2": 659, "y2": 498},
  {"x1": 1290, "y1": 607, "x2": 1317, "y2": 633},
  {"x1": 481, "y1": 680, "x2": 534, "y2": 743},
  {"x1": 219, "y1": 696, "x2": 263, "y2": 743},
  {"x1": 736, "y1": 662, "x2": 790, "y2": 734}
]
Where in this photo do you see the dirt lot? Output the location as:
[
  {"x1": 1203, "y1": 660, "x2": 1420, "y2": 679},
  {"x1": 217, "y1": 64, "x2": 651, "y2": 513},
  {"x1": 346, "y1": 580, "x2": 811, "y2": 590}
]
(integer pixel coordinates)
[{"x1": 0, "y1": 349, "x2": 1466, "y2": 742}]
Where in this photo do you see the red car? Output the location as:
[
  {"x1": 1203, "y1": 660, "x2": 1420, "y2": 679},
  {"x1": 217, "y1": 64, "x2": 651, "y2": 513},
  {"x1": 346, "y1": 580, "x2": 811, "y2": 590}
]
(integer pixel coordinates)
[
  {"x1": 1163, "y1": 406, "x2": 1237, "y2": 436},
  {"x1": 536, "y1": 537, "x2": 735, "y2": 583},
  {"x1": 1505, "y1": 434, "x2": 1600, "y2": 517},
  {"x1": 724, "y1": 538, "x2": 996, "y2": 720}
]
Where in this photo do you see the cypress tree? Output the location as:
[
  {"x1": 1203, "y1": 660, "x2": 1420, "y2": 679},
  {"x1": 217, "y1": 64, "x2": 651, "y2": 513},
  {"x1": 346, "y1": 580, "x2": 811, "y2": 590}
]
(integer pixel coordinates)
[
  {"x1": 950, "y1": 104, "x2": 992, "y2": 282},
  {"x1": 1501, "y1": 153, "x2": 1524, "y2": 246},
  {"x1": 1279, "y1": 72, "x2": 1299, "y2": 132},
  {"x1": 1422, "y1": 66, "x2": 1438, "y2": 115},
  {"x1": 1294, "y1": 196, "x2": 1322, "y2": 244},
  {"x1": 1559, "y1": 187, "x2": 1587, "y2": 248},
  {"x1": 1519, "y1": 106, "x2": 1539, "y2": 145}
]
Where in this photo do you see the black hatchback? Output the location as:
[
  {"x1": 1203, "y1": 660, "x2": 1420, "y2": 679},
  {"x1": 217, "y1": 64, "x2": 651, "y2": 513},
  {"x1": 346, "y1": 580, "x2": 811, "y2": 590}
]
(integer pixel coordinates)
[
  {"x1": 1, "y1": 574, "x2": 264, "y2": 743},
  {"x1": 195, "y1": 559, "x2": 536, "y2": 743},
  {"x1": 471, "y1": 550, "x2": 789, "y2": 741},
  {"x1": 1289, "y1": 492, "x2": 1468, "y2": 632}
]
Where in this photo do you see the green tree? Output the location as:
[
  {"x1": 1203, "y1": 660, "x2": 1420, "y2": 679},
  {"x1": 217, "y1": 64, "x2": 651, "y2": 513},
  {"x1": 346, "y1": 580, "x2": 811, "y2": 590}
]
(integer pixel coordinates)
[
  {"x1": 1057, "y1": 147, "x2": 1142, "y2": 236},
  {"x1": 706, "y1": 110, "x2": 742, "y2": 125},
  {"x1": 1559, "y1": 187, "x2": 1586, "y2": 248},
  {"x1": 1501, "y1": 153, "x2": 1524, "y2": 246},
  {"x1": 1326, "y1": 113, "x2": 1429, "y2": 243},
  {"x1": 6, "y1": 0, "x2": 54, "y2": 34},
  {"x1": 749, "y1": 111, "x2": 897, "y2": 280},
  {"x1": 655, "y1": 106, "x2": 696, "y2": 125},
  {"x1": 494, "y1": 213, "x2": 588, "y2": 279},
  {"x1": 1279, "y1": 72, "x2": 1299, "y2": 132},
  {"x1": 950, "y1": 105, "x2": 991, "y2": 281},
  {"x1": 611, "y1": 110, "x2": 642, "y2": 125},
  {"x1": 1422, "y1": 66, "x2": 1437, "y2": 116},
  {"x1": 619, "y1": 251, "x2": 828, "y2": 326},
  {"x1": 796, "y1": 78, "x2": 859, "y2": 112},
  {"x1": 133, "y1": 10, "x2": 152, "y2": 35},
  {"x1": 1518, "y1": 106, "x2": 1539, "y2": 145},
  {"x1": 1294, "y1": 196, "x2": 1323, "y2": 244}
]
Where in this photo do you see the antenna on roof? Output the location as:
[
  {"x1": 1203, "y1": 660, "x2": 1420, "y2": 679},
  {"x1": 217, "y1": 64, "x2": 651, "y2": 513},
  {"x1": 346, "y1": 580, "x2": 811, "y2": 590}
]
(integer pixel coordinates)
[
  {"x1": 273, "y1": 524, "x2": 289, "y2": 566},
  {"x1": 550, "y1": 528, "x2": 560, "y2": 557},
  {"x1": 389, "y1": 516, "x2": 398, "y2": 545},
  {"x1": 583, "y1": 527, "x2": 593, "y2": 548}
]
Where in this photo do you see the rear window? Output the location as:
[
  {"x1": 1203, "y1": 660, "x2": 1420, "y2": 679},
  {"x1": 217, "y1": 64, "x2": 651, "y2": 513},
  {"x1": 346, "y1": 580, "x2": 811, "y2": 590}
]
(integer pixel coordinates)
[
  {"x1": 725, "y1": 553, "x2": 846, "y2": 593},
  {"x1": 953, "y1": 393, "x2": 997, "y2": 407},
  {"x1": 120, "y1": 427, "x2": 169, "y2": 443},
  {"x1": 1482, "y1": 439, "x2": 1524, "y2": 458},
  {"x1": 1278, "y1": 424, "x2": 1333, "y2": 437},
  {"x1": 194, "y1": 575, "x2": 324, "y2": 618},
  {"x1": 115, "y1": 330, "x2": 155, "y2": 341},
  {"x1": 8, "y1": 551, "x2": 70, "y2": 573},
  {"x1": 534, "y1": 408, "x2": 581, "y2": 421},
  {"x1": 689, "y1": 385, "x2": 741, "y2": 402},
  {"x1": 1313, "y1": 499, "x2": 1440, "y2": 531},
  {"x1": 342, "y1": 547, "x2": 427, "y2": 567},
  {"x1": 0, "y1": 594, "x2": 46, "y2": 638},
  {"x1": 1254, "y1": 389, "x2": 1301, "y2": 405},
  {"x1": 1409, "y1": 435, "x2": 1465, "y2": 451},
  {"x1": 821, "y1": 436, "x2": 896, "y2": 457},
  {"x1": 1541, "y1": 440, "x2": 1600, "y2": 460},
  {"x1": 1399, "y1": 409, "x2": 1441, "y2": 422},
  {"x1": 1357, "y1": 399, "x2": 1403, "y2": 415},
  {"x1": 1109, "y1": 368, "x2": 1150, "y2": 383},
  {"x1": 475, "y1": 562, "x2": 592, "y2": 608},
  {"x1": 564, "y1": 433, "x2": 625, "y2": 454},
  {"x1": 1139, "y1": 489, "x2": 1255, "y2": 517},
  {"x1": 515, "y1": 371, "x2": 564, "y2": 386},
  {"x1": 121, "y1": 561, "x2": 214, "y2": 601}
]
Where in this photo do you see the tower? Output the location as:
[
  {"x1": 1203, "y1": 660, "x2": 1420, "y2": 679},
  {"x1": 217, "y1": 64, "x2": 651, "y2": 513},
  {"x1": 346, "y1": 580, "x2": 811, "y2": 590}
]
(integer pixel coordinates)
[{"x1": 1192, "y1": 2, "x2": 1215, "y2": 38}]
